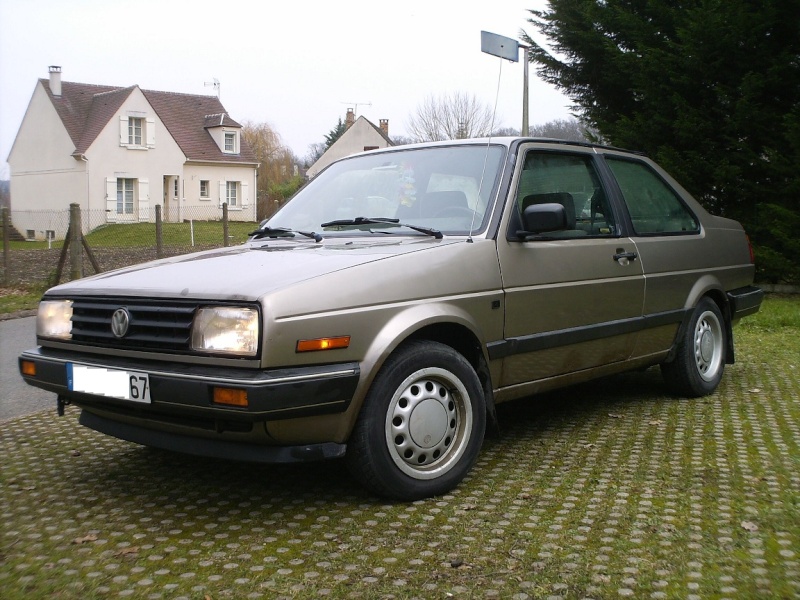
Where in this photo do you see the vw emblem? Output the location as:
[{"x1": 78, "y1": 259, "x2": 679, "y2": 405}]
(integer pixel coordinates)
[{"x1": 111, "y1": 308, "x2": 131, "y2": 338}]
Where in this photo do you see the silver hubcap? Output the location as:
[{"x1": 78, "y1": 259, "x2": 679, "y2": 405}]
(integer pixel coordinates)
[
  {"x1": 694, "y1": 310, "x2": 723, "y2": 381},
  {"x1": 385, "y1": 367, "x2": 473, "y2": 480}
]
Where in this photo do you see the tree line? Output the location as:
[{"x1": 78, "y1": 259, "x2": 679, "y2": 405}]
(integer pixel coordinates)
[{"x1": 521, "y1": 0, "x2": 800, "y2": 284}]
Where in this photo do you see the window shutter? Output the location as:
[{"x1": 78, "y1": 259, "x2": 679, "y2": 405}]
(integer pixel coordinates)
[
  {"x1": 146, "y1": 118, "x2": 155, "y2": 148},
  {"x1": 106, "y1": 177, "x2": 118, "y2": 222},
  {"x1": 138, "y1": 178, "x2": 150, "y2": 221},
  {"x1": 119, "y1": 116, "x2": 127, "y2": 145},
  {"x1": 240, "y1": 181, "x2": 249, "y2": 208},
  {"x1": 219, "y1": 181, "x2": 226, "y2": 208}
]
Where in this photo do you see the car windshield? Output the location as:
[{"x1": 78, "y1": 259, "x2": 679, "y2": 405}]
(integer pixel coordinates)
[{"x1": 263, "y1": 144, "x2": 507, "y2": 237}]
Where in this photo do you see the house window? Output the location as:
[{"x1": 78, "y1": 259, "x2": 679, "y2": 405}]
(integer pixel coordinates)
[
  {"x1": 226, "y1": 181, "x2": 238, "y2": 206},
  {"x1": 174, "y1": 178, "x2": 179, "y2": 198},
  {"x1": 117, "y1": 178, "x2": 135, "y2": 214},
  {"x1": 200, "y1": 180, "x2": 209, "y2": 198},
  {"x1": 128, "y1": 118, "x2": 143, "y2": 145},
  {"x1": 224, "y1": 132, "x2": 237, "y2": 153}
]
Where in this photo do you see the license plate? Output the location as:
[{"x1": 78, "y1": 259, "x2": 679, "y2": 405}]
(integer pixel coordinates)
[{"x1": 67, "y1": 363, "x2": 151, "y2": 403}]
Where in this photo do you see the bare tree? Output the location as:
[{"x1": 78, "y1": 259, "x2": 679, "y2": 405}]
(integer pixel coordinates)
[
  {"x1": 304, "y1": 142, "x2": 326, "y2": 167},
  {"x1": 241, "y1": 121, "x2": 299, "y2": 219},
  {"x1": 407, "y1": 92, "x2": 495, "y2": 142},
  {"x1": 528, "y1": 118, "x2": 595, "y2": 142}
]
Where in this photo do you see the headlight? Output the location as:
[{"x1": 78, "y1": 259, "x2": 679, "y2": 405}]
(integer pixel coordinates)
[
  {"x1": 37, "y1": 300, "x2": 73, "y2": 339},
  {"x1": 191, "y1": 306, "x2": 259, "y2": 356}
]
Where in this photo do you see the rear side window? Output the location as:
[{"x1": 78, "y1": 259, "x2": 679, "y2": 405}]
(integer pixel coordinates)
[{"x1": 606, "y1": 157, "x2": 699, "y2": 235}]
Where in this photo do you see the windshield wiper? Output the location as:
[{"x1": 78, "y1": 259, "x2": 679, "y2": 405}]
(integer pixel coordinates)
[
  {"x1": 248, "y1": 226, "x2": 322, "y2": 242},
  {"x1": 320, "y1": 217, "x2": 443, "y2": 239}
]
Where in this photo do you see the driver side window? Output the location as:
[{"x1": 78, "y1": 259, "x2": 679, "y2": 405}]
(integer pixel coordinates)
[{"x1": 516, "y1": 151, "x2": 616, "y2": 238}]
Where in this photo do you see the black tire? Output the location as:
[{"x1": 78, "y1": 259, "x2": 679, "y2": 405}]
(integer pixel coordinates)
[
  {"x1": 346, "y1": 340, "x2": 486, "y2": 501},
  {"x1": 661, "y1": 297, "x2": 727, "y2": 397}
]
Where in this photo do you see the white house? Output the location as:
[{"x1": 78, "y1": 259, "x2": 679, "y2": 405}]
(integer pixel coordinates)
[
  {"x1": 7, "y1": 66, "x2": 258, "y2": 239},
  {"x1": 306, "y1": 108, "x2": 393, "y2": 178}
]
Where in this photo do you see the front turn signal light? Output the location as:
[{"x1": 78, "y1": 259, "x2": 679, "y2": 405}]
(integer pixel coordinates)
[
  {"x1": 21, "y1": 360, "x2": 37, "y2": 376},
  {"x1": 213, "y1": 387, "x2": 248, "y2": 407},
  {"x1": 296, "y1": 336, "x2": 351, "y2": 353}
]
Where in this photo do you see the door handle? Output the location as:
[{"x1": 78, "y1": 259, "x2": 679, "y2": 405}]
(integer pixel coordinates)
[{"x1": 613, "y1": 250, "x2": 638, "y2": 263}]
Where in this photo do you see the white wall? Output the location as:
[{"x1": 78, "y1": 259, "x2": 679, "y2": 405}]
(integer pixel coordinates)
[
  {"x1": 307, "y1": 118, "x2": 391, "y2": 178},
  {"x1": 8, "y1": 82, "x2": 87, "y2": 236}
]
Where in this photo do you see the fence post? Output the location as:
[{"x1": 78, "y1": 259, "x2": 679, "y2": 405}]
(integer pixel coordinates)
[
  {"x1": 223, "y1": 202, "x2": 229, "y2": 247},
  {"x1": 155, "y1": 204, "x2": 163, "y2": 258},
  {"x1": 69, "y1": 203, "x2": 82, "y2": 280},
  {"x1": 2, "y1": 206, "x2": 9, "y2": 286}
]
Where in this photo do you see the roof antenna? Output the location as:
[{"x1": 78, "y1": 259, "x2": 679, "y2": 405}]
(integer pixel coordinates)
[
  {"x1": 204, "y1": 78, "x2": 220, "y2": 99},
  {"x1": 340, "y1": 101, "x2": 372, "y2": 116}
]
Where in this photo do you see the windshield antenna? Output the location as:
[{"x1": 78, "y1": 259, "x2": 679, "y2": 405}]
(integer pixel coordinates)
[{"x1": 468, "y1": 46, "x2": 505, "y2": 243}]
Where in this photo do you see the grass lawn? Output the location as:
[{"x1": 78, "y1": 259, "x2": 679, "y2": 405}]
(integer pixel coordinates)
[{"x1": 6, "y1": 221, "x2": 257, "y2": 250}]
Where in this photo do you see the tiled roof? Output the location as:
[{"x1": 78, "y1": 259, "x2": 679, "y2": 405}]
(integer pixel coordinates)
[
  {"x1": 41, "y1": 79, "x2": 256, "y2": 164},
  {"x1": 142, "y1": 90, "x2": 255, "y2": 163}
]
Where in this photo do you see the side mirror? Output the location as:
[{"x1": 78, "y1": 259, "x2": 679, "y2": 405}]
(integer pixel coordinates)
[{"x1": 520, "y1": 202, "x2": 568, "y2": 234}]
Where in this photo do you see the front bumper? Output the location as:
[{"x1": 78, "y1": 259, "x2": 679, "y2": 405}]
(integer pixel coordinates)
[
  {"x1": 19, "y1": 347, "x2": 360, "y2": 424},
  {"x1": 78, "y1": 410, "x2": 347, "y2": 463}
]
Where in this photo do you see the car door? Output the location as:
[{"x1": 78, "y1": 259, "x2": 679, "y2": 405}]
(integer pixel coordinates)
[
  {"x1": 494, "y1": 146, "x2": 645, "y2": 391},
  {"x1": 601, "y1": 153, "x2": 706, "y2": 358}
]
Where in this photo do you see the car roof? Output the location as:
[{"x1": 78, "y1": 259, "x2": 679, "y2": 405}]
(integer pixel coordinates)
[{"x1": 350, "y1": 136, "x2": 645, "y2": 158}]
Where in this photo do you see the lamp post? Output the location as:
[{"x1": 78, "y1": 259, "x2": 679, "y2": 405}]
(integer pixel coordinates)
[{"x1": 480, "y1": 31, "x2": 530, "y2": 136}]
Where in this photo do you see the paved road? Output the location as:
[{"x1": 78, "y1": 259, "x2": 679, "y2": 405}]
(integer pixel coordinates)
[{"x1": 0, "y1": 316, "x2": 55, "y2": 420}]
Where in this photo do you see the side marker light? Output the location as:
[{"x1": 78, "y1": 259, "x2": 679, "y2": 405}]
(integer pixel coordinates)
[{"x1": 296, "y1": 336, "x2": 351, "y2": 353}]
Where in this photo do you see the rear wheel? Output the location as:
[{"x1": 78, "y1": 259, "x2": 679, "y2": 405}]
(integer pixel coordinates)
[
  {"x1": 346, "y1": 340, "x2": 486, "y2": 500},
  {"x1": 661, "y1": 297, "x2": 726, "y2": 397}
]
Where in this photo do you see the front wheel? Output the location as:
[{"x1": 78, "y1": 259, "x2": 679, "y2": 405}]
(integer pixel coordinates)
[
  {"x1": 346, "y1": 340, "x2": 486, "y2": 501},
  {"x1": 661, "y1": 297, "x2": 727, "y2": 397}
]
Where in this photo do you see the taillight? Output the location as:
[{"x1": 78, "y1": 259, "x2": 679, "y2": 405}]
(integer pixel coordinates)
[{"x1": 746, "y1": 234, "x2": 755, "y2": 264}]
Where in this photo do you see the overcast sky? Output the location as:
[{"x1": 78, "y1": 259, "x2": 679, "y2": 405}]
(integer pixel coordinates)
[{"x1": 0, "y1": 0, "x2": 572, "y2": 179}]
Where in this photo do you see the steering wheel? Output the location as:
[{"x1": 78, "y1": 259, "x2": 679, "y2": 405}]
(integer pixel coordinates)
[{"x1": 433, "y1": 206, "x2": 477, "y2": 219}]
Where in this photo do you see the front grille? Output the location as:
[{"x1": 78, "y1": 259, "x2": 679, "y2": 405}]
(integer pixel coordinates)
[{"x1": 69, "y1": 298, "x2": 197, "y2": 352}]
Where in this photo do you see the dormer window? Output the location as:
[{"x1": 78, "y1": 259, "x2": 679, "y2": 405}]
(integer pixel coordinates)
[
  {"x1": 224, "y1": 131, "x2": 238, "y2": 154},
  {"x1": 128, "y1": 117, "x2": 143, "y2": 145}
]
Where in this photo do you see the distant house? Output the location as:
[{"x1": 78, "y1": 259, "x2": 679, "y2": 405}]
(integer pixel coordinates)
[
  {"x1": 7, "y1": 66, "x2": 258, "y2": 239},
  {"x1": 306, "y1": 108, "x2": 393, "y2": 178}
]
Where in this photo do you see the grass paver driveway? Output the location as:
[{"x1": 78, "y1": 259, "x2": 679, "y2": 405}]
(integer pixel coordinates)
[{"x1": 2, "y1": 296, "x2": 798, "y2": 599}]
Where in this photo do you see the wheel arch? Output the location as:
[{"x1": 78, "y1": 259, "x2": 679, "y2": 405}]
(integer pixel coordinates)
[
  {"x1": 668, "y1": 283, "x2": 734, "y2": 365},
  {"x1": 407, "y1": 322, "x2": 499, "y2": 434},
  {"x1": 356, "y1": 309, "x2": 499, "y2": 436}
]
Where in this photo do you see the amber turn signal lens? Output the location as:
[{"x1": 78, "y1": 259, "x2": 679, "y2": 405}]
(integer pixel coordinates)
[
  {"x1": 21, "y1": 361, "x2": 36, "y2": 376},
  {"x1": 296, "y1": 336, "x2": 351, "y2": 353},
  {"x1": 212, "y1": 387, "x2": 248, "y2": 407}
]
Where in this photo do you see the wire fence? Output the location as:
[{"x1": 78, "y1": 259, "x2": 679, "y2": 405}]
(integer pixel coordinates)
[{"x1": 2, "y1": 204, "x2": 258, "y2": 289}]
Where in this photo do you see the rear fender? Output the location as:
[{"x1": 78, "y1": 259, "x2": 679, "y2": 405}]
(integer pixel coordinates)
[{"x1": 665, "y1": 276, "x2": 734, "y2": 364}]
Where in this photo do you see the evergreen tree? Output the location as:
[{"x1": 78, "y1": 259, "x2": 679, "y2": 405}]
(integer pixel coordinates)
[
  {"x1": 522, "y1": 0, "x2": 800, "y2": 282},
  {"x1": 324, "y1": 118, "x2": 347, "y2": 150}
]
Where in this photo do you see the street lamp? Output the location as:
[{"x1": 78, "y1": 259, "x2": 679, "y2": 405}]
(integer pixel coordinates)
[{"x1": 480, "y1": 31, "x2": 530, "y2": 135}]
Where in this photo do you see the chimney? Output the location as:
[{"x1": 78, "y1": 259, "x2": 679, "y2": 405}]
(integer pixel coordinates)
[
  {"x1": 49, "y1": 65, "x2": 62, "y2": 97},
  {"x1": 379, "y1": 119, "x2": 389, "y2": 137},
  {"x1": 345, "y1": 108, "x2": 355, "y2": 129}
]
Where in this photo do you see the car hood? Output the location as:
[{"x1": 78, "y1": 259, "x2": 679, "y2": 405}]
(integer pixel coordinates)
[{"x1": 47, "y1": 237, "x2": 463, "y2": 301}]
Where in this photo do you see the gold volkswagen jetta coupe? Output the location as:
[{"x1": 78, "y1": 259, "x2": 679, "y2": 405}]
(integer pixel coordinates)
[{"x1": 20, "y1": 138, "x2": 763, "y2": 500}]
